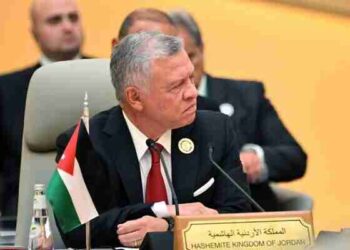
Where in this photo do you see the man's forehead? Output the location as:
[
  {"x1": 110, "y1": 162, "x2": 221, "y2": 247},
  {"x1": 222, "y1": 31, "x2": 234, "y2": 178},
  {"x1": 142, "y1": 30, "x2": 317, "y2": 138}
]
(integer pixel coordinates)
[
  {"x1": 32, "y1": 0, "x2": 78, "y2": 20},
  {"x1": 152, "y1": 50, "x2": 194, "y2": 76}
]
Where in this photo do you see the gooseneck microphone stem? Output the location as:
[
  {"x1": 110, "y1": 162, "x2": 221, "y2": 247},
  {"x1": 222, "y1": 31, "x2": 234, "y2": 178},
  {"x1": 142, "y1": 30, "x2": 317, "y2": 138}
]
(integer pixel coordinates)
[
  {"x1": 146, "y1": 139, "x2": 180, "y2": 216},
  {"x1": 208, "y1": 146, "x2": 265, "y2": 212},
  {"x1": 159, "y1": 152, "x2": 180, "y2": 216}
]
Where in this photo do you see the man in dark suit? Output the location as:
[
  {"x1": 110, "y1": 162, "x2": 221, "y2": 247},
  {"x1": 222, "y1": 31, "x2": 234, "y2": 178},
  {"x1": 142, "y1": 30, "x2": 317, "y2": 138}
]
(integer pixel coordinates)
[
  {"x1": 169, "y1": 10, "x2": 307, "y2": 211},
  {"x1": 0, "y1": 0, "x2": 86, "y2": 216},
  {"x1": 56, "y1": 32, "x2": 251, "y2": 248}
]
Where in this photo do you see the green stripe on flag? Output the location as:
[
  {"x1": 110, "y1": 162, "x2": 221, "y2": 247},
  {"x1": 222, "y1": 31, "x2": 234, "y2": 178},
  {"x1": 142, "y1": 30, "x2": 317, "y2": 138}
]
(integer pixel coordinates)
[{"x1": 47, "y1": 170, "x2": 81, "y2": 233}]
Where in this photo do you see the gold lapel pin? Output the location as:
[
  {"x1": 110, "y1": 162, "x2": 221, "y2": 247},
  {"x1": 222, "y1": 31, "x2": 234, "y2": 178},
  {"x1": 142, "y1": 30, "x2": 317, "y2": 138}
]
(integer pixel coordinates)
[{"x1": 178, "y1": 138, "x2": 194, "y2": 154}]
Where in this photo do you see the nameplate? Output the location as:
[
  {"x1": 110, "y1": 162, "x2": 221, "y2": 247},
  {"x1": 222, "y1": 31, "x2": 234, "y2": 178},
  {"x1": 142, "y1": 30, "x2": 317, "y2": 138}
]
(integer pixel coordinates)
[{"x1": 174, "y1": 211, "x2": 314, "y2": 250}]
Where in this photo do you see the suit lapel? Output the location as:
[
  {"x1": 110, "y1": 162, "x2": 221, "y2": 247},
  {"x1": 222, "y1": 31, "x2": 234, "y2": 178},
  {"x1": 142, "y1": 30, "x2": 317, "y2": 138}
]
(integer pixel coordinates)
[
  {"x1": 207, "y1": 74, "x2": 247, "y2": 133},
  {"x1": 171, "y1": 121, "x2": 200, "y2": 203},
  {"x1": 102, "y1": 106, "x2": 143, "y2": 203},
  {"x1": 207, "y1": 74, "x2": 226, "y2": 102}
]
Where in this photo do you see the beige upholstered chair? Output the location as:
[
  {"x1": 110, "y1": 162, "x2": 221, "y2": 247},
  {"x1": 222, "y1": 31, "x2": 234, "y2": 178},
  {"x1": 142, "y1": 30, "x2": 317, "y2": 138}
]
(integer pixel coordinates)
[
  {"x1": 15, "y1": 59, "x2": 116, "y2": 248},
  {"x1": 271, "y1": 184, "x2": 313, "y2": 211}
]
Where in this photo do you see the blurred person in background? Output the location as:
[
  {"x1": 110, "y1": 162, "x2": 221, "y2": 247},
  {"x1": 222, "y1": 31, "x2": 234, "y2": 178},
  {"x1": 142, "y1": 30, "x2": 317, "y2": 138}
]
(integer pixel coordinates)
[
  {"x1": 169, "y1": 10, "x2": 308, "y2": 211},
  {"x1": 0, "y1": 0, "x2": 87, "y2": 217}
]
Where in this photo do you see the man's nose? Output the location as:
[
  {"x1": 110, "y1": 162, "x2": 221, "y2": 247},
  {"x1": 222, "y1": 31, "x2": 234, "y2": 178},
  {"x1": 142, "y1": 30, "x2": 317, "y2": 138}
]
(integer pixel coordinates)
[
  {"x1": 183, "y1": 79, "x2": 198, "y2": 100},
  {"x1": 61, "y1": 17, "x2": 74, "y2": 31}
]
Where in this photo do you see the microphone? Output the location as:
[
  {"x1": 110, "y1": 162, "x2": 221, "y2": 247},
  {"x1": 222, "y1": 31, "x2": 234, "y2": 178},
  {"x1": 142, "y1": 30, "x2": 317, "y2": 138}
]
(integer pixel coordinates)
[
  {"x1": 208, "y1": 144, "x2": 265, "y2": 212},
  {"x1": 146, "y1": 139, "x2": 180, "y2": 216}
]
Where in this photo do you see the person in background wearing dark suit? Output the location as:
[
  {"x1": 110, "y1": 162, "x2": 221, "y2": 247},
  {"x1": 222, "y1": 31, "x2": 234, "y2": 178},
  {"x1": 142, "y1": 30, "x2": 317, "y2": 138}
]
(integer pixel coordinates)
[
  {"x1": 56, "y1": 31, "x2": 251, "y2": 248},
  {"x1": 0, "y1": 0, "x2": 86, "y2": 216},
  {"x1": 111, "y1": 8, "x2": 220, "y2": 113},
  {"x1": 169, "y1": 10, "x2": 308, "y2": 211}
]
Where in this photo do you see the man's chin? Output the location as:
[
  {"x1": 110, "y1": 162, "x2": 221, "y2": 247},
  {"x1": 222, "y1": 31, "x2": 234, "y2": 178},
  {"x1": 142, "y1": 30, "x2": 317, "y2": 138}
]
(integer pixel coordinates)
[
  {"x1": 62, "y1": 44, "x2": 80, "y2": 53},
  {"x1": 58, "y1": 47, "x2": 81, "y2": 60},
  {"x1": 173, "y1": 112, "x2": 196, "y2": 129},
  {"x1": 187, "y1": 112, "x2": 196, "y2": 124}
]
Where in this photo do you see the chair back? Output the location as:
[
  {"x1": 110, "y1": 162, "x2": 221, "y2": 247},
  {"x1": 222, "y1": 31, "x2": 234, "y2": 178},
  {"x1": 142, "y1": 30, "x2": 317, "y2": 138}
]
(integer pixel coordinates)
[{"x1": 15, "y1": 59, "x2": 116, "y2": 248}]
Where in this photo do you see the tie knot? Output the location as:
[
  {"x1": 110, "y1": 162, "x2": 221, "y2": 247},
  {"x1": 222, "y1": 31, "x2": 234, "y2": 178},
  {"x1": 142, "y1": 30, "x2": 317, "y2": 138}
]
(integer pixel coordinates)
[
  {"x1": 154, "y1": 143, "x2": 163, "y2": 152},
  {"x1": 149, "y1": 143, "x2": 163, "y2": 163}
]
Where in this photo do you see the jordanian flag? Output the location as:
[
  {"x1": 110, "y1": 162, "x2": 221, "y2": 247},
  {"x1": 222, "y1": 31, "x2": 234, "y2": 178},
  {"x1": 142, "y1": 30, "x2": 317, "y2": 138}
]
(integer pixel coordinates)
[{"x1": 47, "y1": 120, "x2": 101, "y2": 233}]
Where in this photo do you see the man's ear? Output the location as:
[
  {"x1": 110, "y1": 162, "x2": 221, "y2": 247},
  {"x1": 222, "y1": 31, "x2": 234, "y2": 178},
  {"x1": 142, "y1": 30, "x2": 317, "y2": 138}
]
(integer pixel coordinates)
[
  {"x1": 124, "y1": 86, "x2": 144, "y2": 111},
  {"x1": 111, "y1": 37, "x2": 119, "y2": 49}
]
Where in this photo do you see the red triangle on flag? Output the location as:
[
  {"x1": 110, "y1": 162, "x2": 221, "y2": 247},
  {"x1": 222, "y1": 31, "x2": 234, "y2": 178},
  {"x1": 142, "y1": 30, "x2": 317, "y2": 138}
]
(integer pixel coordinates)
[{"x1": 57, "y1": 121, "x2": 81, "y2": 176}]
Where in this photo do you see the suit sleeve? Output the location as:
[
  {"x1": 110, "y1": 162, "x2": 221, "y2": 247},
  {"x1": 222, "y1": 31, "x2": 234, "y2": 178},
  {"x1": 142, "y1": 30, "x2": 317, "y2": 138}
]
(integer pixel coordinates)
[
  {"x1": 55, "y1": 130, "x2": 156, "y2": 248},
  {"x1": 256, "y1": 85, "x2": 307, "y2": 182},
  {"x1": 211, "y1": 115, "x2": 252, "y2": 213}
]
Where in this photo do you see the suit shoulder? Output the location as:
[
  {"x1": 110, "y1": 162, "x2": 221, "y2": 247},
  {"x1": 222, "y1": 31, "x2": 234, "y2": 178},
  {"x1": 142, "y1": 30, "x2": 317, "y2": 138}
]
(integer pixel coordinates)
[
  {"x1": 89, "y1": 107, "x2": 116, "y2": 127},
  {"x1": 58, "y1": 107, "x2": 115, "y2": 142},
  {"x1": 0, "y1": 64, "x2": 40, "y2": 86},
  {"x1": 195, "y1": 110, "x2": 231, "y2": 129},
  {"x1": 0, "y1": 64, "x2": 40, "y2": 78},
  {"x1": 211, "y1": 76, "x2": 264, "y2": 93},
  {"x1": 193, "y1": 111, "x2": 237, "y2": 150}
]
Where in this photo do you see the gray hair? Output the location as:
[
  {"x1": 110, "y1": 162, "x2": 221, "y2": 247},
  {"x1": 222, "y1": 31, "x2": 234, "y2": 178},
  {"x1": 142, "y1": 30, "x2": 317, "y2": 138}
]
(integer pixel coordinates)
[
  {"x1": 169, "y1": 10, "x2": 203, "y2": 47},
  {"x1": 110, "y1": 31, "x2": 183, "y2": 102}
]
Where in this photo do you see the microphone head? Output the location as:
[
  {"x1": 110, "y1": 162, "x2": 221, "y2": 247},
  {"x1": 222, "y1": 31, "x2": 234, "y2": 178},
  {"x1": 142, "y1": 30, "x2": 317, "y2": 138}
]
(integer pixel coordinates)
[
  {"x1": 146, "y1": 138, "x2": 156, "y2": 148},
  {"x1": 208, "y1": 143, "x2": 214, "y2": 155}
]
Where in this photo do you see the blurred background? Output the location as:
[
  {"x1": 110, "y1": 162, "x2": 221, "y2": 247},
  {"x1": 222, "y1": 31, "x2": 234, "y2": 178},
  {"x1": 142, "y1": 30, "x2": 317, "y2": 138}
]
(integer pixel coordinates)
[{"x1": 0, "y1": 0, "x2": 349, "y2": 234}]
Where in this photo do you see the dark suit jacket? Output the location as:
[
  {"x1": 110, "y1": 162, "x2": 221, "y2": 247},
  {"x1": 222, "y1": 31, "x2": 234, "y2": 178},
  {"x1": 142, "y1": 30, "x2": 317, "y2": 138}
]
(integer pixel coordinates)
[
  {"x1": 0, "y1": 57, "x2": 90, "y2": 216},
  {"x1": 0, "y1": 63, "x2": 40, "y2": 215},
  {"x1": 56, "y1": 106, "x2": 251, "y2": 248},
  {"x1": 202, "y1": 74, "x2": 307, "y2": 211},
  {"x1": 197, "y1": 95, "x2": 219, "y2": 112}
]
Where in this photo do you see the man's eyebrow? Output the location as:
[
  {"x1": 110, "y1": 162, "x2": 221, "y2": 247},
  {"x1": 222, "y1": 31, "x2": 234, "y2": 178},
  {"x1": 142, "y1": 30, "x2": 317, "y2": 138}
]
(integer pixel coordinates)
[
  {"x1": 168, "y1": 76, "x2": 186, "y2": 88},
  {"x1": 67, "y1": 11, "x2": 79, "y2": 17},
  {"x1": 46, "y1": 14, "x2": 62, "y2": 23},
  {"x1": 45, "y1": 11, "x2": 79, "y2": 23},
  {"x1": 169, "y1": 79, "x2": 182, "y2": 87}
]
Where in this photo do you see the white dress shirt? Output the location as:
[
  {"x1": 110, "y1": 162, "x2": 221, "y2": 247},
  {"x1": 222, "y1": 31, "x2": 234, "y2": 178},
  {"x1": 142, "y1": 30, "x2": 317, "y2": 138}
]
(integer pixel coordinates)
[
  {"x1": 122, "y1": 111, "x2": 172, "y2": 218},
  {"x1": 198, "y1": 74, "x2": 208, "y2": 97}
]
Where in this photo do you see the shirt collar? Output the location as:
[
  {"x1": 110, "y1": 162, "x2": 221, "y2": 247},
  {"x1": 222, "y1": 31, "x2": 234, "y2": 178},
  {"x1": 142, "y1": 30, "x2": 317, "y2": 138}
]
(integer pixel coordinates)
[
  {"x1": 39, "y1": 54, "x2": 82, "y2": 66},
  {"x1": 122, "y1": 111, "x2": 172, "y2": 161},
  {"x1": 198, "y1": 74, "x2": 207, "y2": 97}
]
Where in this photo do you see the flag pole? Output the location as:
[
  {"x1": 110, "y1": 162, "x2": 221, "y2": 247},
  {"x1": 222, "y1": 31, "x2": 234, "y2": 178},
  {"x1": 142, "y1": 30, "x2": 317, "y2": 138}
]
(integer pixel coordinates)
[
  {"x1": 82, "y1": 91, "x2": 90, "y2": 132},
  {"x1": 82, "y1": 92, "x2": 91, "y2": 250}
]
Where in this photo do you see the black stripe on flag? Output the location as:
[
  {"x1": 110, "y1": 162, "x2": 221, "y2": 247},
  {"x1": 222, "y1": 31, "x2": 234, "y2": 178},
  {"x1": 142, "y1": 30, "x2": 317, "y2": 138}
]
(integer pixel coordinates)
[{"x1": 75, "y1": 120, "x2": 114, "y2": 213}]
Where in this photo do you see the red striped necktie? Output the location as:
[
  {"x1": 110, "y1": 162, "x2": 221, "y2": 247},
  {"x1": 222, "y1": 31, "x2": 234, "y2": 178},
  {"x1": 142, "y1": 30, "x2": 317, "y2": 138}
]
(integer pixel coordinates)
[{"x1": 145, "y1": 143, "x2": 168, "y2": 204}]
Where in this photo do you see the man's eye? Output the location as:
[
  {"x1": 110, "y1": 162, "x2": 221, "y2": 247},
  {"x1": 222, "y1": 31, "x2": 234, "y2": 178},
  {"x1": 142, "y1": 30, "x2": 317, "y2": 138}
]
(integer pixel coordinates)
[
  {"x1": 170, "y1": 82, "x2": 182, "y2": 93},
  {"x1": 68, "y1": 13, "x2": 79, "y2": 23},
  {"x1": 47, "y1": 16, "x2": 62, "y2": 25},
  {"x1": 172, "y1": 84, "x2": 181, "y2": 90}
]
